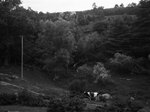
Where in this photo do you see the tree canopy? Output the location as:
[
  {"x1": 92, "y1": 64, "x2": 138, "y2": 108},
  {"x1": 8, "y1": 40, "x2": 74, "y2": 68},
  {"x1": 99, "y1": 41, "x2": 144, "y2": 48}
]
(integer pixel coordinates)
[{"x1": 0, "y1": 0, "x2": 149, "y2": 78}]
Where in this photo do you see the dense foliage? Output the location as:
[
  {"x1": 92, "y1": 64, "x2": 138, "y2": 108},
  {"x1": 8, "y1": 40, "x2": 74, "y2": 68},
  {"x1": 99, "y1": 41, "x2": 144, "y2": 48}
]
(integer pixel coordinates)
[
  {"x1": 47, "y1": 97, "x2": 86, "y2": 112},
  {"x1": 108, "y1": 53, "x2": 134, "y2": 74},
  {"x1": 0, "y1": 1, "x2": 150, "y2": 111},
  {"x1": 69, "y1": 79, "x2": 87, "y2": 95},
  {"x1": 0, "y1": 0, "x2": 149, "y2": 77},
  {"x1": 0, "y1": 90, "x2": 49, "y2": 107}
]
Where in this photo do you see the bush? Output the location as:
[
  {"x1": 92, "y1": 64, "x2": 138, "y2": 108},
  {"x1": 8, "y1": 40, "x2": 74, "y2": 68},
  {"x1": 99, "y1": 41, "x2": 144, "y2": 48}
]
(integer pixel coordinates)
[
  {"x1": 93, "y1": 62, "x2": 111, "y2": 84},
  {"x1": 47, "y1": 97, "x2": 86, "y2": 112},
  {"x1": 95, "y1": 105, "x2": 122, "y2": 112},
  {"x1": 0, "y1": 93, "x2": 17, "y2": 105},
  {"x1": 75, "y1": 63, "x2": 113, "y2": 85},
  {"x1": 0, "y1": 90, "x2": 50, "y2": 107},
  {"x1": 76, "y1": 64, "x2": 93, "y2": 80},
  {"x1": 68, "y1": 79, "x2": 86, "y2": 95},
  {"x1": 108, "y1": 53, "x2": 134, "y2": 74},
  {"x1": 65, "y1": 97, "x2": 86, "y2": 112},
  {"x1": 94, "y1": 96, "x2": 144, "y2": 112},
  {"x1": 47, "y1": 99, "x2": 65, "y2": 112},
  {"x1": 128, "y1": 100, "x2": 144, "y2": 112},
  {"x1": 43, "y1": 60, "x2": 67, "y2": 80},
  {"x1": 18, "y1": 89, "x2": 48, "y2": 107},
  {"x1": 134, "y1": 57, "x2": 150, "y2": 75}
]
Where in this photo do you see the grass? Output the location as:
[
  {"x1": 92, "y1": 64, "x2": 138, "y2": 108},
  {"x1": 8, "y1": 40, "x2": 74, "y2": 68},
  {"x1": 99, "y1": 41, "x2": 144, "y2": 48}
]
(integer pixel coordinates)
[
  {"x1": 0, "y1": 66, "x2": 68, "y2": 97},
  {"x1": 105, "y1": 73, "x2": 150, "y2": 107},
  {"x1": 0, "y1": 106, "x2": 47, "y2": 112}
]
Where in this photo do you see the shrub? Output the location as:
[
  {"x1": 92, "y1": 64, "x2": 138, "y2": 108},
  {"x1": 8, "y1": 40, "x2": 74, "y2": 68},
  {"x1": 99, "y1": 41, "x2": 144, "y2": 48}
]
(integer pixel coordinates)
[
  {"x1": 134, "y1": 57, "x2": 150, "y2": 75},
  {"x1": 92, "y1": 62, "x2": 111, "y2": 84},
  {"x1": 94, "y1": 96, "x2": 143, "y2": 112},
  {"x1": 47, "y1": 99, "x2": 65, "y2": 112},
  {"x1": 18, "y1": 89, "x2": 48, "y2": 107},
  {"x1": 47, "y1": 97, "x2": 86, "y2": 112},
  {"x1": 0, "y1": 90, "x2": 49, "y2": 107},
  {"x1": 0, "y1": 93, "x2": 17, "y2": 105},
  {"x1": 95, "y1": 104, "x2": 122, "y2": 112},
  {"x1": 76, "y1": 64, "x2": 93, "y2": 80},
  {"x1": 108, "y1": 53, "x2": 134, "y2": 74},
  {"x1": 65, "y1": 97, "x2": 86, "y2": 112},
  {"x1": 128, "y1": 100, "x2": 144, "y2": 112},
  {"x1": 113, "y1": 95, "x2": 128, "y2": 109},
  {"x1": 111, "y1": 96, "x2": 143, "y2": 112},
  {"x1": 68, "y1": 79, "x2": 86, "y2": 95},
  {"x1": 43, "y1": 49, "x2": 71, "y2": 79},
  {"x1": 75, "y1": 63, "x2": 113, "y2": 85}
]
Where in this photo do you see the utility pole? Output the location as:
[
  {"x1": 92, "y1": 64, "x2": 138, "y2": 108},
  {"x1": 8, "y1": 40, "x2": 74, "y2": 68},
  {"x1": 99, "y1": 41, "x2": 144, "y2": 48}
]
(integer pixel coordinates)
[{"x1": 21, "y1": 35, "x2": 23, "y2": 79}]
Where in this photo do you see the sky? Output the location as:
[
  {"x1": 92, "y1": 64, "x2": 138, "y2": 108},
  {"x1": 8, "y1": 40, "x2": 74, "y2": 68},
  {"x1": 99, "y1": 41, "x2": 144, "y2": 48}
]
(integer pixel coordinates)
[{"x1": 21, "y1": 0, "x2": 140, "y2": 13}]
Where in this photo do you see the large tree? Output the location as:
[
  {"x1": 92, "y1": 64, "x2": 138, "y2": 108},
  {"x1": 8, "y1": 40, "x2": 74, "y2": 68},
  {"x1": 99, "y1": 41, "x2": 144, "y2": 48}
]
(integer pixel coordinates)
[
  {"x1": 0, "y1": 0, "x2": 37, "y2": 66},
  {"x1": 129, "y1": 0, "x2": 150, "y2": 58},
  {"x1": 37, "y1": 19, "x2": 76, "y2": 77}
]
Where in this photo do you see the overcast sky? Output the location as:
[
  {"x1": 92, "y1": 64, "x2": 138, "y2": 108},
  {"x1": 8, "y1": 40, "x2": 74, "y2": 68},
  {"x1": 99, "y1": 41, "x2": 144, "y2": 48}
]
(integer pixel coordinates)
[{"x1": 21, "y1": 0, "x2": 140, "y2": 13}]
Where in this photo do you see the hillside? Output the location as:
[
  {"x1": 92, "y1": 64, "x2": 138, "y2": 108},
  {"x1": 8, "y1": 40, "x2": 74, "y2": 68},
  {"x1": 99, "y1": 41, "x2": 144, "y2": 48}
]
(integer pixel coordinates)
[
  {"x1": 0, "y1": 66, "x2": 150, "y2": 112},
  {"x1": 0, "y1": 0, "x2": 150, "y2": 111},
  {"x1": 0, "y1": 66, "x2": 150, "y2": 105},
  {"x1": 0, "y1": 66, "x2": 68, "y2": 97}
]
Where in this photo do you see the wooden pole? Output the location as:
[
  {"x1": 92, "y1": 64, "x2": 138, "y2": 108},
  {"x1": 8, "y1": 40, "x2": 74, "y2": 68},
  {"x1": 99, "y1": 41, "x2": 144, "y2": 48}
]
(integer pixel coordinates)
[{"x1": 21, "y1": 36, "x2": 23, "y2": 79}]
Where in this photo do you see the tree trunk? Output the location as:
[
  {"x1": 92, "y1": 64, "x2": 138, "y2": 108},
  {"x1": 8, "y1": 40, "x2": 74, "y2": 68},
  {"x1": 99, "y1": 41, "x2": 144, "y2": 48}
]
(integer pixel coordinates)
[
  {"x1": 4, "y1": 55, "x2": 9, "y2": 66},
  {"x1": 4, "y1": 45, "x2": 10, "y2": 66}
]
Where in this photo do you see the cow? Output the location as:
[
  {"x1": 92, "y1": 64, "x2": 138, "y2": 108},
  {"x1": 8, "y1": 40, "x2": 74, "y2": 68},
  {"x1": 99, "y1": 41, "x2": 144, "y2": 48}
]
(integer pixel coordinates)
[
  {"x1": 83, "y1": 91, "x2": 99, "y2": 101},
  {"x1": 83, "y1": 91, "x2": 112, "y2": 102}
]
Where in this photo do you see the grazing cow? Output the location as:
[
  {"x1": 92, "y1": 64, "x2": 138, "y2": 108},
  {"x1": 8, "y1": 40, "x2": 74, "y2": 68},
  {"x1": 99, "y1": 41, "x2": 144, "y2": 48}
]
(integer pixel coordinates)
[
  {"x1": 83, "y1": 91, "x2": 112, "y2": 101},
  {"x1": 93, "y1": 92, "x2": 98, "y2": 97},
  {"x1": 83, "y1": 91, "x2": 91, "y2": 100},
  {"x1": 95, "y1": 93, "x2": 112, "y2": 101},
  {"x1": 95, "y1": 93, "x2": 102, "y2": 101},
  {"x1": 91, "y1": 92, "x2": 99, "y2": 101},
  {"x1": 83, "y1": 91, "x2": 99, "y2": 101},
  {"x1": 101, "y1": 93, "x2": 112, "y2": 100},
  {"x1": 90, "y1": 92, "x2": 95, "y2": 100},
  {"x1": 83, "y1": 91, "x2": 90, "y2": 97}
]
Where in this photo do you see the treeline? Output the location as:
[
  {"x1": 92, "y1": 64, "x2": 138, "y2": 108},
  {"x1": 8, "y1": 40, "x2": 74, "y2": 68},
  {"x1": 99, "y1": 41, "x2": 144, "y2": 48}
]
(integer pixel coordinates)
[{"x1": 0, "y1": 0, "x2": 150, "y2": 77}]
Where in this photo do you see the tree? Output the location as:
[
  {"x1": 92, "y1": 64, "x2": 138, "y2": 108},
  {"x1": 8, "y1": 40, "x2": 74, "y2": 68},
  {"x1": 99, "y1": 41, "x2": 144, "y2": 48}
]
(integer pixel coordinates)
[
  {"x1": 129, "y1": 0, "x2": 150, "y2": 58},
  {"x1": 37, "y1": 19, "x2": 76, "y2": 77},
  {"x1": 103, "y1": 15, "x2": 136, "y2": 56},
  {"x1": 93, "y1": 21, "x2": 108, "y2": 34},
  {"x1": 74, "y1": 32, "x2": 108, "y2": 64},
  {"x1": 92, "y1": 2, "x2": 97, "y2": 9},
  {"x1": 0, "y1": 0, "x2": 41, "y2": 66},
  {"x1": 0, "y1": 0, "x2": 30, "y2": 66},
  {"x1": 120, "y1": 3, "x2": 124, "y2": 8},
  {"x1": 127, "y1": 2, "x2": 137, "y2": 7},
  {"x1": 114, "y1": 4, "x2": 119, "y2": 8}
]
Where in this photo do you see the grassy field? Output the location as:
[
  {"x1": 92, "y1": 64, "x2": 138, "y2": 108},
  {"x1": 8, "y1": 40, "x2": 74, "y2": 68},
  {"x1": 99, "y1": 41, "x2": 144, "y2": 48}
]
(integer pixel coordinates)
[
  {"x1": 0, "y1": 66, "x2": 68, "y2": 97},
  {"x1": 111, "y1": 74, "x2": 150, "y2": 103},
  {"x1": 0, "y1": 106, "x2": 47, "y2": 112}
]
